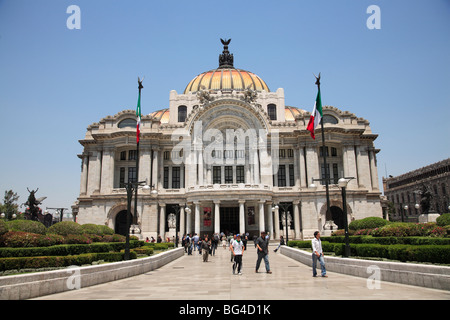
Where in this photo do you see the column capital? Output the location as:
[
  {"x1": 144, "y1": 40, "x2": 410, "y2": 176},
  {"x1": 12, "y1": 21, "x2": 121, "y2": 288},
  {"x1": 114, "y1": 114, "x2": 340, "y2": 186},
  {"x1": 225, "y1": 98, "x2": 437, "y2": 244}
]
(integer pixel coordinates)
[{"x1": 238, "y1": 200, "x2": 246, "y2": 204}]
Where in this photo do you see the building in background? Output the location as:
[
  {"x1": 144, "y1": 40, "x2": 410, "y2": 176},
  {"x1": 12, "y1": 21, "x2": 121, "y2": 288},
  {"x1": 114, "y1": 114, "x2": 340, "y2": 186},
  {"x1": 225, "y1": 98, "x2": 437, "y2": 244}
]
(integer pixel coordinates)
[
  {"x1": 383, "y1": 158, "x2": 450, "y2": 222},
  {"x1": 73, "y1": 41, "x2": 383, "y2": 240}
]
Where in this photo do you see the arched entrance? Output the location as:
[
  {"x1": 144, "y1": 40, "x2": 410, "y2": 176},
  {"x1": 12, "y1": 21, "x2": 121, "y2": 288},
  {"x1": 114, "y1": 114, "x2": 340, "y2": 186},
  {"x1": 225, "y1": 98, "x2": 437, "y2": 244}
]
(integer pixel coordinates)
[
  {"x1": 115, "y1": 210, "x2": 132, "y2": 236},
  {"x1": 330, "y1": 206, "x2": 345, "y2": 230}
]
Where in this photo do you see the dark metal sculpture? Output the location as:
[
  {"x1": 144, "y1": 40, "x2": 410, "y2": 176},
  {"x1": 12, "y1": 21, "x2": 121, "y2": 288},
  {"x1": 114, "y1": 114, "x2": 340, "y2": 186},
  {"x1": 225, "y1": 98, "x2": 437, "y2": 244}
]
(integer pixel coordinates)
[
  {"x1": 419, "y1": 185, "x2": 432, "y2": 214},
  {"x1": 24, "y1": 188, "x2": 53, "y2": 227},
  {"x1": 219, "y1": 38, "x2": 234, "y2": 68}
]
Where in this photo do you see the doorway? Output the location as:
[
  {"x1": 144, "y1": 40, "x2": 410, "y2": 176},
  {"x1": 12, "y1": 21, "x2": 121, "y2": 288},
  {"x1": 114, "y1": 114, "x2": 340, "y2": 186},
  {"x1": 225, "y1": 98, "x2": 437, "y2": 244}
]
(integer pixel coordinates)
[
  {"x1": 330, "y1": 206, "x2": 345, "y2": 230},
  {"x1": 220, "y1": 207, "x2": 239, "y2": 235},
  {"x1": 115, "y1": 210, "x2": 132, "y2": 236}
]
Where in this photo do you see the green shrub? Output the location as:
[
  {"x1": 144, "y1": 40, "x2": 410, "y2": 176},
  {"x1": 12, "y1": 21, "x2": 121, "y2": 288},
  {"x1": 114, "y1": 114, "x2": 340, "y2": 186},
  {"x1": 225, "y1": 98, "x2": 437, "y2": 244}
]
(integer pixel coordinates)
[
  {"x1": 81, "y1": 224, "x2": 114, "y2": 236},
  {"x1": 47, "y1": 221, "x2": 83, "y2": 236},
  {"x1": 349, "y1": 217, "x2": 390, "y2": 231},
  {"x1": 7, "y1": 220, "x2": 47, "y2": 235},
  {"x1": 0, "y1": 219, "x2": 8, "y2": 236},
  {"x1": 0, "y1": 252, "x2": 137, "y2": 271},
  {"x1": 64, "y1": 234, "x2": 92, "y2": 245},
  {"x1": 1, "y1": 231, "x2": 41, "y2": 247},
  {"x1": 436, "y1": 213, "x2": 450, "y2": 227}
]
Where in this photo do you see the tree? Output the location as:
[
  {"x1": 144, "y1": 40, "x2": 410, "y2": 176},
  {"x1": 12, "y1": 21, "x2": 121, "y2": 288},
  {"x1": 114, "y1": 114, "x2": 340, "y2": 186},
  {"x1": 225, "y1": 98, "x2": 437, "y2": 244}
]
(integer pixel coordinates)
[{"x1": 0, "y1": 190, "x2": 20, "y2": 220}]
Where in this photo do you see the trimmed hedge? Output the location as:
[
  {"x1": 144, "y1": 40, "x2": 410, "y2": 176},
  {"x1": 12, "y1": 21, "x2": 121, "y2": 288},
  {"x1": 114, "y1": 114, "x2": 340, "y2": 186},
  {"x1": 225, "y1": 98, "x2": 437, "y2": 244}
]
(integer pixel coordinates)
[
  {"x1": 349, "y1": 217, "x2": 390, "y2": 231},
  {"x1": 6, "y1": 220, "x2": 47, "y2": 235},
  {"x1": 321, "y1": 235, "x2": 450, "y2": 246},
  {"x1": 0, "y1": 241, "x2": 144, "y2": 258},
  {"x1": 0, "y1": 251, "x2": 137, "y2": 272},
  {"x1": 47, "y1": 221, "x2": 84, "y2": 236},
  {"x1": 287, "y1": 240, "x2": 450, "y2": 264},
  {"x1": 437, "y1": 213, "x2": 450, "y2": 227}
]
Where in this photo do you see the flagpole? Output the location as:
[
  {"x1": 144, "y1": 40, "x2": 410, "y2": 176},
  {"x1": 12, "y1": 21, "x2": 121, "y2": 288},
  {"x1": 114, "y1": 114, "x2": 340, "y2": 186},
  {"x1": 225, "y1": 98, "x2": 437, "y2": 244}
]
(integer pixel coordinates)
[
  {"x1": 315, "y1": 74, "x2": 331, "y2": 224},
  {"x1": 134, "y1": 78, "x2": 143, "y2": 225}
]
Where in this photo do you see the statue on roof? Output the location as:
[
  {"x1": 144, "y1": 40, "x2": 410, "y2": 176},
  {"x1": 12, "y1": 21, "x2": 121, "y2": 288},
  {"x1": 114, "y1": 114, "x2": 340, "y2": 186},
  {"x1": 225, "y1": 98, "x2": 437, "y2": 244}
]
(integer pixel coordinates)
[{"x1": 219, "y1": 38, "x2": 234, "y2": 69}]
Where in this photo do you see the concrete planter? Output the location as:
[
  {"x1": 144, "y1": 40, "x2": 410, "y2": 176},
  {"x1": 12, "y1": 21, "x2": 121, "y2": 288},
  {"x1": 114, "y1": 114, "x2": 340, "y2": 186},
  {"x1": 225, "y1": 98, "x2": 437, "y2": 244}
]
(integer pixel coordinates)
[
  {"x1": 0, "y1": 247, "x2": 184, "y2": 300},
  {"x1": 281, "y1": 246, "x2": 450, "y2": 291}
]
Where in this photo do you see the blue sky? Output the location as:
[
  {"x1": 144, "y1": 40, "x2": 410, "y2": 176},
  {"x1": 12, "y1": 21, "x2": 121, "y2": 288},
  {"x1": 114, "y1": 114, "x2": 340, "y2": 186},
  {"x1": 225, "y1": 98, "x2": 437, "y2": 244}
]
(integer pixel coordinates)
[{"x1": 0, "y1": 0, "x2": 449, "y2": 211}]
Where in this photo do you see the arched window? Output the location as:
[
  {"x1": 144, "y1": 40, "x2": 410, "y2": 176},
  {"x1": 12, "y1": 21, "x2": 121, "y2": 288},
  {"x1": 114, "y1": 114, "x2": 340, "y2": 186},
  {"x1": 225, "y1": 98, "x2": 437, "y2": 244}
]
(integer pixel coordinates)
[
  {"x1": 267, "y1": 104, "x2": 277, "y2": 120},
  {"x1": 178, "y1": 105, "x2": 187, "y2": 122},
  {"x1": 118, "y1": 118, "x2": 137, "y2": 128},
  {"x1": 322, "y1": 114, "x2": 338, "y2": 124}
]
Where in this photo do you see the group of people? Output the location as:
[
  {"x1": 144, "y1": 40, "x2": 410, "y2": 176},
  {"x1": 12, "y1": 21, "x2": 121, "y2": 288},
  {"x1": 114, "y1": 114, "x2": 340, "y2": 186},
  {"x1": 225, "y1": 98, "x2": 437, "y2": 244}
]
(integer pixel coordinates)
[{"x1": 180, "y1": 230, "x2": 327, "y2": 278}]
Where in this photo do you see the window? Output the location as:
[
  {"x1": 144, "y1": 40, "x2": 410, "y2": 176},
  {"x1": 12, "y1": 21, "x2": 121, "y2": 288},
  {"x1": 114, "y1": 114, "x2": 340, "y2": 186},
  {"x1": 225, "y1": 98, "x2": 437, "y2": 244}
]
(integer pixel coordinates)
[
  {"x1": 287, "y1": 149, "x2": 294, "y2": 158},
  {"x1": 164, "y1": 151, "x2": 170, "y2": 160},
  {"x1": 163, "y1": 167, "x2": 169, "y2": 189},
  {"x1": 172, "y1": 167, "x2": 180, "y2": 188},
  {"x1": 120, "y1": 151, "x2": 126, "y2": 161},
  {"x1": 128, "y1": 150, "x2": 137, "y2": 161},
  {"x1": 278, "y1": 165, "x2": 286, "y2": 187},
  {"x1": 279, "y1": 149, "x2": 286, "y2": 158},
  {"x1": 322, "y1": 114, "x2": 338, "y2": 124},
  {"x1": 225, "y1": 166, "x2": 233, "y2": 183},
  {"x1": 128, "y1": 167, "x2": 137, "y2": 183},
  {"x1": 289, "y1": 164, "x2": 294, "y2": 186},
  {"x1": 236, "y1": 166, "x2": 244, "y2": 183},
  {"x1": 118, "y1": 118, "x2": 137, "y2": 128},
  {"x1": 119, "y1": 168, "x2": 125, "y2": 187},
  {"x1": 178, "y1": 105, "x2": 187, "y2": 122},
  {"x1": 213, "y1": 166, "x2": 221, "y2": 184},
  {"x1": 268, "y1": 104, "x2": 277, "y2": 120}
]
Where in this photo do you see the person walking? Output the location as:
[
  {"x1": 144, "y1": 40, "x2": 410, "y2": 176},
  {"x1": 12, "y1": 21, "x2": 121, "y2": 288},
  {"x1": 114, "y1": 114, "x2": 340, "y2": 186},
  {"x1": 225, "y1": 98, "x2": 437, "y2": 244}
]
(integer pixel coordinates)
[
  {"x1": 201, "y1": 235, "x2": 211, "y2": 262},
  {"x1": 230, "y1": 234, "x2": 245, "y2": 275},
  {"x1": 312, "y1": 231, "x2": 327, "y2": 277},
  {"x1": 255, "y1": 231, "x2": 272, "y2": 274},
  {"x1": 274, "y1": 236, "x2": 285, "y2": 252}
]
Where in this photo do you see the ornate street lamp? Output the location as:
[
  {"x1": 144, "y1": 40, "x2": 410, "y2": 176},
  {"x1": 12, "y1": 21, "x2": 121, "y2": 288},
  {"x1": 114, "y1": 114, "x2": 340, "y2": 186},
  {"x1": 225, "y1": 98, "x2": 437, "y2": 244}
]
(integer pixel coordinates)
[
  {"x1": 338, "y1": 177, "x2": 354, "y2": 257},
  {"x1": 123, "y1": 180, "x2": 150, "y2": 260}
]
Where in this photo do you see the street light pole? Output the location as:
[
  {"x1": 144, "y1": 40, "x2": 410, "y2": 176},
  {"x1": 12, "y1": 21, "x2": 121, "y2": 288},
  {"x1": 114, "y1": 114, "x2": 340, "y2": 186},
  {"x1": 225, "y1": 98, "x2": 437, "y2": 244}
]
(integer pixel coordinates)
[
  {"x1": 123, "y1": 180, "x2": 150, "y2": 260},
  {"x1": 338, "y1": 177, "x2": 354, "y2": 258}
]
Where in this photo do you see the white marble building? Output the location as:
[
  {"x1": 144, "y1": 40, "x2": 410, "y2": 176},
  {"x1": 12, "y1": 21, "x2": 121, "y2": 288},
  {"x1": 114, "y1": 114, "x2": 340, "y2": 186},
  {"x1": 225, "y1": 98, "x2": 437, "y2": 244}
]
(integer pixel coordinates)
[{"x1": 74, "y1": 40, "x2": 382, "y2": 240}]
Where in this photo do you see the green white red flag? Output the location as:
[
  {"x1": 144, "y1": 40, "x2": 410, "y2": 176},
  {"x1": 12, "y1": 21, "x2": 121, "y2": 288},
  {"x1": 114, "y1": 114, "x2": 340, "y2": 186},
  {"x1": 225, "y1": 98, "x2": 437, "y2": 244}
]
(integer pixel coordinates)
[
  {"x1": 136, "y1": 91, "x2": 142, "y2": 143},
  {"x1": 306, "y1": 88, "x2": 323, "y2": 139}
]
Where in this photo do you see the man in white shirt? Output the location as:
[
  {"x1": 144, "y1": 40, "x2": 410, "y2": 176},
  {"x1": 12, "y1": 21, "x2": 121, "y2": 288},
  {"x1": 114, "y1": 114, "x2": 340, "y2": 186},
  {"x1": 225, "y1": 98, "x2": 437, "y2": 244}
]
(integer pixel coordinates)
[
  {"x1": 312, "y1": 231, "x2": 327, "y2": 277},
  {"x1": 231, "y1": 234, "x2": 245, "y2": 275}
]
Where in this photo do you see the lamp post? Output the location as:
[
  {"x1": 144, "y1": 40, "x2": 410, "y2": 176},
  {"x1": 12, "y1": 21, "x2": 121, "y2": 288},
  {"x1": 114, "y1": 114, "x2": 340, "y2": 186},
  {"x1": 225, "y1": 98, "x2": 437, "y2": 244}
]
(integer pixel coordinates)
[
  {"x1": 273, "y1": 202, "x2": 291, "y2": 245},
  {"x1": 338, "y1": 177, "x2": 354, "y2": 258},
  {"x1": 123, "y1": 180, "x2": 150, "y2": 260}
]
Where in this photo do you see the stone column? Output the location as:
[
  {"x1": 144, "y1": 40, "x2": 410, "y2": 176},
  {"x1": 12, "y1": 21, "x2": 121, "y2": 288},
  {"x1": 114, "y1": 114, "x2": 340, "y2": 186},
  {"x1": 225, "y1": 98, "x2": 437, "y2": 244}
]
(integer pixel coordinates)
[
  {"x1": 259, "y1": 200, "x2": 265, "y2": 233},
  {"x1": 80, "y1": 155, "x2": 88, "y2": 195},
  {"x1": 356, "y1": 145, "x2": 371, "y2": 189},
  {"x1": 305, "y1": 145, "x2": 319, "y2": 186},
  {"x1": 139, "y1": 147, "x2": 151, "y2": 184},
  {"x1": 194, "y1": 202, "x2": 200, "y2": 235},
  {"x1": 293, "y1": 146, "x2": 300, "y2": 188},
  {"x1": 198, "y1": 150, "x2": 203, "y2": 186},
  {"x1": 186, "y1": 204, "x2": 191, "y2": 235},
  {"x1": 299, "y1": 147, "x2": 307, "y2": 188},
  {"x1": 214, "y1": 201, "x2": 221, "y2": 234},
  {"x1": 87, "y1": 150, "x2": 101, "y2": 195},
  {"x1": 274, "y1": 205, "x2": 280, "y2": 239},
  {"x1": 267, "y1": 203, "x2": 274, "y2": 240},
  {"x1": 342, "y1": 144, "x2": 358, "y2": 189},
  {"x1": 239, "y1": 200, "x2": 245, "y2": 235},
  {"x1": 151, "y1": 148, "x2": 159, "y2": 188},
  {"x1": 100, "y1": 149, "x2": 114, "y2": 194},
  {"x1": 179, "y1": 204, "x2": 186, "y2": 237},
  {"x1": 369, "y1": 149, "x2": 379, "y2": 191},
  {"x1": 159, "y1": 203, "x2": 166, "y2": 239},
  {"x1": 293, "y1": 200, "x2": 301, "y2": 240}
]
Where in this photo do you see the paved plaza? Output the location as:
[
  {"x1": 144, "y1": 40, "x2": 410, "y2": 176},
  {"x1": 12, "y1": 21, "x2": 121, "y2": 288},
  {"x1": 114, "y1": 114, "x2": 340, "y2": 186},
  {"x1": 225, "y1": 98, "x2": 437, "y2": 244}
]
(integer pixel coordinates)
[{"x1": 34, "y1": 243, "x2": 450, "y2": 301}]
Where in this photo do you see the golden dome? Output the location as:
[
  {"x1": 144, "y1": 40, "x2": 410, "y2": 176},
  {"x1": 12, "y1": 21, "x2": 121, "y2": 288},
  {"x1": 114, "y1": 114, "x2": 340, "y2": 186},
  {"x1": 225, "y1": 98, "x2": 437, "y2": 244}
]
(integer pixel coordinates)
[
  {"x1": 184, "y1": 68, "x2": 270, "y2": 94},
  {"x1": 183, "y1": 39, "x2": 269, "y2": 94}
]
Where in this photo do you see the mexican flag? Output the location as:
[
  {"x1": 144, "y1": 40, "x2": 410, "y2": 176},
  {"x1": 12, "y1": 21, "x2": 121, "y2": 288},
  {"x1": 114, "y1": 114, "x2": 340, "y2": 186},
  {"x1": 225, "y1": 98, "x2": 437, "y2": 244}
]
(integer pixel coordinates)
[
  {"x1": 306, "y1": 88, "x2": 322, "y2": 139},
  {"x1": 136, "y1": 91, "x2": 142, "y2": 144}
]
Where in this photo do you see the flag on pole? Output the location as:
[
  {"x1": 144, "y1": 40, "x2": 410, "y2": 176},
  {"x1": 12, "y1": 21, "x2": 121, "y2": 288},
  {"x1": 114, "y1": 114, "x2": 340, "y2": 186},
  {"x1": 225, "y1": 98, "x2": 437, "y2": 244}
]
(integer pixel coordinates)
[
  {"x1": 136, "y1": 90, "x2": 142, "y2": 144},
  {"x1": 306, "y1": 88, "x2": 323, "y2": 139}
]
